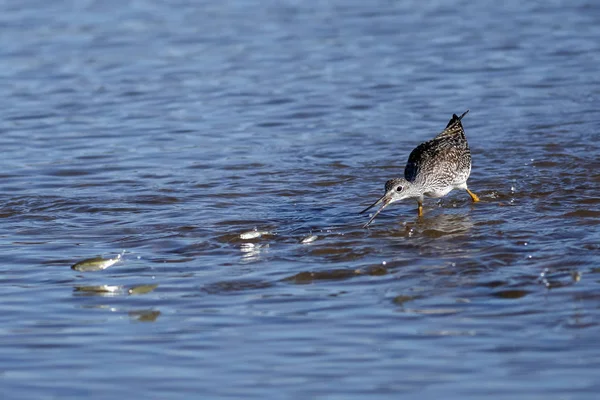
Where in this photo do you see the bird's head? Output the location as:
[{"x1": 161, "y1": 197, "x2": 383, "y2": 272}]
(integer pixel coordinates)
[{"x1": 360, "y1": 178, "x2": 420, "y2": 227}]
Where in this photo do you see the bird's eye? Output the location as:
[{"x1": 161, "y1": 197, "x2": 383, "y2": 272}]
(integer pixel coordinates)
[{"x1": 396, "y1": 186, "x2": 403, "y2": 192}]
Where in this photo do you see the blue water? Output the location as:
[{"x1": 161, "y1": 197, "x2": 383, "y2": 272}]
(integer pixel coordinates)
[{"x1": 1, "y1": 0, "x2": 599, "y2": 398}]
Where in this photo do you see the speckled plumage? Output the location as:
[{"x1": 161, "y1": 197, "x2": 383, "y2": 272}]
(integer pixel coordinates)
[
  {"x1": 404, "y1": 110, "x2": 472, "y2": 197},
  {"x1": 360, "y1": 110, "x2": 479, "y2": 227}
]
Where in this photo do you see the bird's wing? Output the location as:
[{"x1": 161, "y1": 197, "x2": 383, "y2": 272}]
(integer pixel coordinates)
[
  {"x1": 404, "y1": 141, "x2": 429, "y2": 182},
  {"x1": 405, "y1": 110, "x2": 470, "y2": 182},
  {"x1": 404, "y1": 138, "x2": 464, "y2": 182}
]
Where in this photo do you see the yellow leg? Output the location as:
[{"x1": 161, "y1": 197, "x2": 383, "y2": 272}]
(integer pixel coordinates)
[
  {"x1": 417, "y1": 201, "x2": 423, "y2": 217},
  {"x1": 466, "y1": 189, "x2": 480, "y2": 203}
]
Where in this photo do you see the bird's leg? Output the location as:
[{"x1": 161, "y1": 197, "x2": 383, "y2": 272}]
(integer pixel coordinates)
[
  {"x1": 466, "y1": 189, "x2": 480, "y2": 203},
  {"x1": 417, "y1": 200, "x2": 423, "y2": 217}
]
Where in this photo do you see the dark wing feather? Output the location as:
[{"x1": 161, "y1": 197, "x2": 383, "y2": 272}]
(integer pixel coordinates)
[
  {"x1": 404, "y1": 141, "x2": 429, "y2": 182},
  {"x1": 404, "y1": 136, "x2": 469, "y2": 182},
  {"x1": 404, "y1": 110, "x2": 471, "y2": 182}
]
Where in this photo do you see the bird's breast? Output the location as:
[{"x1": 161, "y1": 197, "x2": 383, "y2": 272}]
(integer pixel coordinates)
[{"x1": 423, "y1": 186, "x2": 454, "y2": 198}]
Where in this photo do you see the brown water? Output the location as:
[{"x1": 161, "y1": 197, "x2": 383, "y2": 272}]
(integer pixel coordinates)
[{"x1": 1, "y1": 0, "x2": 600, "y2": 398}]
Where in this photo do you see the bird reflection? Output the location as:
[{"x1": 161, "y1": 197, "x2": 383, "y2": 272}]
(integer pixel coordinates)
[
  {"x1": 415, "y1": 212, "x2": 474, "y2": 238},
  {"x1": 380, "y1": 211, "x2": 474, "y2": 239}
]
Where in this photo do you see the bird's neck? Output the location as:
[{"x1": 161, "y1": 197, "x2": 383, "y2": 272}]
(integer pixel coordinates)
[{"x1": 404, "y1": 182, "x2": 426, "y2": 199}]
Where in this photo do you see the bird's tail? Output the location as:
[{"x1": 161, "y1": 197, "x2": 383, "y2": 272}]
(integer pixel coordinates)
[{"x1": 436, "y1": 110, "x2": 469, "y2": 138}]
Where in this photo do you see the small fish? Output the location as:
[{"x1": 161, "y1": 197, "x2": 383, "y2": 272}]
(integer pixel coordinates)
[
  {"x1": 240, "y1": 229, "x2": 271, "y2": 240},
  {"x1": 71, "y1": 254, "x2": 121, "y2": 272},
  {"x1": 128, "y1": 284, "x2": 159, "y2": 295},
  {"x1": 300, "y1": 235, "x2": 318, "y2": 244}
]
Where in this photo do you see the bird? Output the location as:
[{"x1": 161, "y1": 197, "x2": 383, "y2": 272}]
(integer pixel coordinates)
[{"x1": 360, "y1": 110, "x2": 479, "y2": 228}]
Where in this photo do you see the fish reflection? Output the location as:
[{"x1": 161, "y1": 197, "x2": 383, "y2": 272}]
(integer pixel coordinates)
[
  {"x1": 73, "y1": 284, "x2": 159, "y2": 297},
  {"x1": 129, "y1": 310, "x2": 161, "y2": 322},
  {"x1": 240, "y1": 242, "x2": 268, "y2": 262},
  {"x1": 74, "y1": 285, "x2": 123, "y2": 296}
]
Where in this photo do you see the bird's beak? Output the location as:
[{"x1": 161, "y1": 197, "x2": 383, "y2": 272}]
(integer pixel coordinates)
[{"x1": 360, "y1": 192, "x2": 393, "y2": 228}]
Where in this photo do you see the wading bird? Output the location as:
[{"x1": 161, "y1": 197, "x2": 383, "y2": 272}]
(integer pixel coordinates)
[{"x1": 361, "y1": 110, "x2": 479, "y2": 227}]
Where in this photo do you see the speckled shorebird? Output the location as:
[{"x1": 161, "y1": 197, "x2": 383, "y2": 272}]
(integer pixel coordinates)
[{"x1": 360, "y1": 110, "x2": 479, "y2": 227}]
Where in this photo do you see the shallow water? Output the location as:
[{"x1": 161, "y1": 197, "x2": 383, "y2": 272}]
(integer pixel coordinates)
[{"x1": 1, "y1": 0, "x2": 600, "y2": 398}]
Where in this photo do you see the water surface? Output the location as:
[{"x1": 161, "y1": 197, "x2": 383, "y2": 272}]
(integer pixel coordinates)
[{"x1": 1, "y1": 0, "x2": 600, "y2": 398}]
